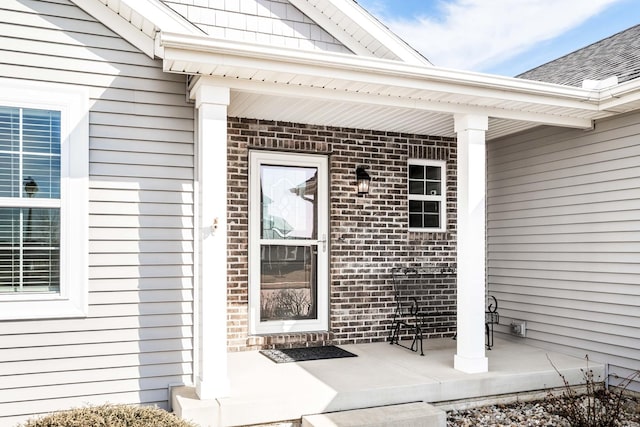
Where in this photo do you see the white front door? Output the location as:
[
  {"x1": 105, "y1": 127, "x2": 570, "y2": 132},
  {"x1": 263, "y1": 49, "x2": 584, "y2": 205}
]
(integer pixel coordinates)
[{"x1": 249, "y1": 151, "x2": 329, "y2": 334}]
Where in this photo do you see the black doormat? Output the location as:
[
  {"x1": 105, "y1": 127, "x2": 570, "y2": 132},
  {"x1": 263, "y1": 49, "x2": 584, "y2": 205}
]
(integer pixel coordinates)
[{"x1": 260, "y1": 345, "x2": 357, "y2": 363}]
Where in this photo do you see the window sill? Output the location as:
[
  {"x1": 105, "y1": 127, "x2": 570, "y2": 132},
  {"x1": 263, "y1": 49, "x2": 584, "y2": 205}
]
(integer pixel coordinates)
[
  {"x1": 0, "y1": 297, "x2": 87, "y2": 320},
  {"x1": 408, "y1": 227, "x2": 447, "y2": 233}
]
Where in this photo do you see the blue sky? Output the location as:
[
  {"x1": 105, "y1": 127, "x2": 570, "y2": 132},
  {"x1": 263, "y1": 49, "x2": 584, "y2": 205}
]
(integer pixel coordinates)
[{"x1": 356, "y1": 0, "x2": 640, "y2": 77}]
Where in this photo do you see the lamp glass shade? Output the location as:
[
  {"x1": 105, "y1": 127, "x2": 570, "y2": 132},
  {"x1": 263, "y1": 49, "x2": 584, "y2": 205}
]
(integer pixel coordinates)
[{"x1": 356, "y1": 167, "x2": 370, "y2": 195}]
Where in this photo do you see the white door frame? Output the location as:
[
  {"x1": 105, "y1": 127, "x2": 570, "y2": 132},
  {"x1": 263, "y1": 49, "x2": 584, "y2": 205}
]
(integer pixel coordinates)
[{"x1": 248, "y1": 150, "x2": 329, "y2": 335}]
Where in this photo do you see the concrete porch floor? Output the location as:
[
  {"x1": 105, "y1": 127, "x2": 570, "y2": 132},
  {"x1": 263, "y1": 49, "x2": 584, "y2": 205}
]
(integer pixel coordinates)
[{"x1": 177, "y1": 336, "x2": 603, "y2": 426}]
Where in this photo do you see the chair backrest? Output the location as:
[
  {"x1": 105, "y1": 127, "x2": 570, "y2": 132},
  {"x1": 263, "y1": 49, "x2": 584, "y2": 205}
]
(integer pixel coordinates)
[
  {"x1": 485, "y1": 295, "x2": 499, "y2": 324},
  {"x1": 391, "y1": 268, "x2": 421, "y2": 316},
  {"x1": 390, "y1": 267, "x2": 403, "y2": 310}
]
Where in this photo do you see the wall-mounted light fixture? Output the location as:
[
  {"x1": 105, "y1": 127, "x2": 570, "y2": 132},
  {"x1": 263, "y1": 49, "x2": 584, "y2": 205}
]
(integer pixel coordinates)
[{"x1": 356, "y1": 166, "x2": 371, "y2": 195}]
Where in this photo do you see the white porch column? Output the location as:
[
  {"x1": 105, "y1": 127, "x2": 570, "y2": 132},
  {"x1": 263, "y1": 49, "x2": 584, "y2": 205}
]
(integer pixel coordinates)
[
  {"x1": 454, "y1": 114, "x2": 489, "y2": 374},
  {"x1": 193, "y1": 82, "x2": 230, "y2": 399}
]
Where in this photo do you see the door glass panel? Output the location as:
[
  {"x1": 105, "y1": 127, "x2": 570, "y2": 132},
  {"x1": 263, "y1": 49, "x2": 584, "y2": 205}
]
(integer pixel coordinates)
[
  {"x1": 260, "y1": 165, "x2": 317, "y2": 240},
  {"x1": 259, "y1": 164, "x2": 319, "y2": 323},
  {"x1": 260, "y1": 245, "x2": 317, "y2": 321}
]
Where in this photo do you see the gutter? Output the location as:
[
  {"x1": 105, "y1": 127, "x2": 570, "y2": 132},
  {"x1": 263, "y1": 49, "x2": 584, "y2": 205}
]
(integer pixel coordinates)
[
  {"x1": 598, "y1": 77, "x2": 640, "y2": 113},
  {"x1": 159, "y1": 31, "x2": 602, "y2": 109}
]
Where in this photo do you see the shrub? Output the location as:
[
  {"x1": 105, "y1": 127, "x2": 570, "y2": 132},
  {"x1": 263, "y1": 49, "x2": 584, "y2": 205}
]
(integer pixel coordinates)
[
  {"x1": 19, "y1": 404, "x2": 198, "y2": 427},
  {"x1": 545, "y1": 355, "x2": 640, "y2": 427}
]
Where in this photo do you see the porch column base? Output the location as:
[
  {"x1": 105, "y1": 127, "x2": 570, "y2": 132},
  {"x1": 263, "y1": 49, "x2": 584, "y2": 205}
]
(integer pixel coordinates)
[
  {"x1": 454, "y1": 354, "x2": 489, "y2": 374},
  {"x1": 196, "y1": 376, "x2": 230, "y2": 401},
  {"x1": 172, "y1": 385, "x2": 220, "y2": 427}
]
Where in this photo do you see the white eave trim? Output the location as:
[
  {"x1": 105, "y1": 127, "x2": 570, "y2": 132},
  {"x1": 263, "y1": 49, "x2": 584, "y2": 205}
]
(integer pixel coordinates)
[
  {"x1": 115, "y1": 0, "x2": 203, "y2": 36},
  {"x1": 598, "y1": 77, "x2": 640, "y2": 113},
  {"x1": 159, "y1": 32, "x2": 593, "y2": 97},
  {"x1": 288, "y1": 0, "x2": 430, "y2": 66},
  {"x1": 341, "y1": 0, "x2": 431, "y2": 65},
  {"x1": 72, "y1": 0, "x2": 203, "y2": 59},
  {"x1": 160, "y1": 32, "x2": 608, "y2": 125},
  {"x1": 72, "y1": 0, "x2": 155, "y2": 57}
]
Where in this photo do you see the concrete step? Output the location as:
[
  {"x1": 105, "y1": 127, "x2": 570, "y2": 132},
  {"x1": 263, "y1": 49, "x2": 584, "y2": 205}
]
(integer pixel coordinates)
[
  {"x1": 171, "y1": 385, "x2": 219, "y2": 427},
  {"x1": 301, "y1": 402, "x2": 446, "y2": 427}
]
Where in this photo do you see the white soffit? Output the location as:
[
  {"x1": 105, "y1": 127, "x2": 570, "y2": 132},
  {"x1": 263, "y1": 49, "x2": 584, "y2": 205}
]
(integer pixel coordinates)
[
  {"x1": 229, "y1": 90, "x2": 456, "y2": 135},
  {"x1": 227, "y1": 89, "x2": 543, "y2": 140}
]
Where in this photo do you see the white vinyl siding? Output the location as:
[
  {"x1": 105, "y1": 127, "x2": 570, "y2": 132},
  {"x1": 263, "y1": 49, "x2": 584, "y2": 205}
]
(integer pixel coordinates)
[
  {"x1": 487, "y1": 111, "x2": 640, "y2": 392},
  {"x1": 0, "y1": 0, "x2": 194, "y2": 424}
]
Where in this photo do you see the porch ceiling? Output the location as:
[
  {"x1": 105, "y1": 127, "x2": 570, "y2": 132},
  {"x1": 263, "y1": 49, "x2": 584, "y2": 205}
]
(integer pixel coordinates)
[
  {"x1": 161, "y1": 32, "x2": 640, "y2": 140},
  {"x1": 227, "y1": 91, "x2": 540, "y2": 139}
]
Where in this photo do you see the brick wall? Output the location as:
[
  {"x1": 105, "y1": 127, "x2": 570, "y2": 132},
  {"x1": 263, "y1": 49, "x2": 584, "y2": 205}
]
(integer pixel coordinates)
[{"x1": 227, "y1": 117, "x2": 457, "y2": 351}]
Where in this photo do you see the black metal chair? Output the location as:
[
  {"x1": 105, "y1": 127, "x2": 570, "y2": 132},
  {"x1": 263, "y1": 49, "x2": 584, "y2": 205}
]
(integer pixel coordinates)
[
  {"x1": 485, "y1": 295, "x2": 499, "y2": 350},
  {"x1": 388, "y1": 267, "x2": 430, "y2": 356},
  {"x1": 451, "y1": 295, "x2": 500, "y2": 349}
]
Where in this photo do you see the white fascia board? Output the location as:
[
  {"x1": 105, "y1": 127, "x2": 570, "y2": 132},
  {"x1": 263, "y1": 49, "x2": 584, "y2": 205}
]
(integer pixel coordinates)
[
  {"x1": 287, "y1": 0, "x2": 377, "y2": 58},
  {"x1": 598, "y1": 78, "x2": 640, "y2": 113},
  {"x1": 288, "y1": 0, "x2": 429, "y2": 66},
  {"x1": 160, "y1": 33, "x2": 601, "y2": 113},
  {"x1": 72, "y1": 0, "x2": 155, "y2": 57},
  {"x1": 72, "y1": 0, "x2": 203, "y2": 59},
  {"x1": 326, "y1": 0, "x2": 431, "y2": 66},
  {"x1": 116, "y1": 0, "x2": 204, "y2": 36}
]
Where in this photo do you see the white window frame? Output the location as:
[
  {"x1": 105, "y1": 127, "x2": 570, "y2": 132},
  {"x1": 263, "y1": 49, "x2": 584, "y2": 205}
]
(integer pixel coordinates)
[
  {"x1": 248, "y1": 150, "x2": 329, "y2": 335},
  {"x1": 0, "y1": 78, "x2": 89, "y2": 319},
  {"x1": 408, "y1": 159, "x2": 447, "y2": 232}
]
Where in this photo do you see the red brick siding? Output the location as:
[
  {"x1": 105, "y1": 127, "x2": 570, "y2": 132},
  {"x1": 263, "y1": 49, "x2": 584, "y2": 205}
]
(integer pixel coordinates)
[{"x1": 227, "y1": 117, "x2": 457, "y2": 351}]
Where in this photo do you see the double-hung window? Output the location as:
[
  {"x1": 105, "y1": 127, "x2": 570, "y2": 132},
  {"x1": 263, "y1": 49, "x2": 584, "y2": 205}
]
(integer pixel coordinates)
[
  {"x1": 0, "y1": 107, "x2": 61, "y2": 293},
  {"x1": 408, "y1": 159, "x2": 446, "y2": 232},
  {"x1": 0, "y1": 78, "x2": 88, "y2": 319}
]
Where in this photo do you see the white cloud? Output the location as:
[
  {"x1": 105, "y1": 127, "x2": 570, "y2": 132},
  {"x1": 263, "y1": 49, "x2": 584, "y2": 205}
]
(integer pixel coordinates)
[{"x1": 375, "y1": 0, "x2": 622, "y2": 72}]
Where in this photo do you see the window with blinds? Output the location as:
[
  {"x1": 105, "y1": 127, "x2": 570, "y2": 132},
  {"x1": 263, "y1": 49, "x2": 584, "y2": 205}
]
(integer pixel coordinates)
[{"x1": 0, "y1": 107, "x2": 61, "y2": 293}]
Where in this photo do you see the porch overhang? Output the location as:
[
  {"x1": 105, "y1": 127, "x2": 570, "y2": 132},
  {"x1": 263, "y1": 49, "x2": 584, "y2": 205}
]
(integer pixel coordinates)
[
  {"x1": 156, "y1": 31, "x2": 640, "y2": 140},
  {"x1": 74, "y1": 0, "x2": 640, "y2": 139},
  {"x1": 156, "y1": 24, "x2": 640, "y2": 405}
]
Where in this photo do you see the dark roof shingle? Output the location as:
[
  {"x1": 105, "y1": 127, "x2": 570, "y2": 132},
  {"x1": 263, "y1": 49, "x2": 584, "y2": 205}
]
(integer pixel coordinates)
[{"x1": 517, "y1": 24, "x2": 640, "y2": 86}]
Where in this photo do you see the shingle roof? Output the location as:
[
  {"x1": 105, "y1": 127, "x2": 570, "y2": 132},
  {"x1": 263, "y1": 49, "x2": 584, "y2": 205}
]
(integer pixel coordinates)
[{"x1": 517, "y1": 24, "x2": 640, "y2": 87}]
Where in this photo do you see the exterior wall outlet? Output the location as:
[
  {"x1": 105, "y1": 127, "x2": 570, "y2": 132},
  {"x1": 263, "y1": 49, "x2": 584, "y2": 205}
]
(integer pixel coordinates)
[{"x1": 510, "y1": 320, "x2": 526, "y2": 337}]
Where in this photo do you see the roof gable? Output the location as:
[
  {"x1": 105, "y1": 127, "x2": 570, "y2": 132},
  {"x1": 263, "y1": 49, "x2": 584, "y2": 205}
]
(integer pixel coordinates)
[
  {"x1": 162, "y1": 0, "x2": 352, "y2": 55},
  {"x1": 518, "y1": 24, "x2": 640, "y2": 87},
  {"x1": 288, "y1": 0, "x2": 429, "y2": 65},
  {"x1": 72, "y1": 0, "x2": 429, "y2": 65}
]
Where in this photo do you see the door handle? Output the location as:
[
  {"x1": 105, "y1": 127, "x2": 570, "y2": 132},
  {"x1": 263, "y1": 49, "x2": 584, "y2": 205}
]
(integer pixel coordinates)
[{"x1": 318, "y1": 234, "x2": 327, "y2": 252}]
